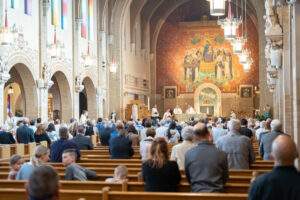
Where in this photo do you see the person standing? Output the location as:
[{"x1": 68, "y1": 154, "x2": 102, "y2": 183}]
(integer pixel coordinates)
[
  {"x1": 185, "y1": 123, "x2": 228, "y2": 192},
  {"x1": 170, "y1": 126, "x2": 195, "y2": 170},
  {"x1": 109, "y1": 121, "x2": 134, "y2": 159},
  {"x1": 260, "y1": 119, "x2": 284, "y2": 160},
  {"x1": 16, "y1": 118, "x2": 35, "y2": 144},
  {"x1": 34, "y1": 124, "x2": 51, "y2": 147},
  {"x1": 50, "y1": 127, "x2": 80, "y2": 162},
  {"x1": 216, "y1": 119, "x2": 255, "y2": 169},
  {"x1": 72, "y1": 125, "x2": 93, "y2": 150}
]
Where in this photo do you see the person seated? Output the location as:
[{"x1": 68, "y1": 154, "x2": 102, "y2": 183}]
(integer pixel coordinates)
[
  {"x1": 216, "y1": 119, "x2": 255, "y2": 169},
  {"x1": 185, "y1": 105, "x2": 196, "y2": 114},
  {"x1": 105, "y1": 165, "x2": 128, "y2": 183},
  {"x1": 50, "y1": 127, "x2": 80, "y2": 162},
  {"x1": 62, "y1": 149, "x2": 97, "y2": 181},
  {"x1": 26, "y1": 165, "x2": 59, "y2": 200},
  {"x1": 109, "y1": 121, "x2": 134, "y2": 159},
  {"x1": 8, "y1": 154, "x2": 23, "y2": 180},
  {"x1": 170, "y1": 126, "x2": 195, "y2": 170},
  {"x1": 249, "y1": 135, "x2": 300, "y2": 200},
  {"x1": 260, "y1": 119, "x2": 284, "y2": 160},
  {"x1": 240, "y1": 118, "x2": 253, "y2": 138},
  {"x1": 142, "y1": 138, "x2": 181, "y2": 192},
  {"x1": 16, "y1": 145, "x2": 49, "y2": 180},
  {"x1": 34, "y1": 124, "x2": 51, "y2": 147},
  {"x1": 72, "y1": 125, "x2": 93, "y2": 150},
  {"x1": 0, "y1": 125, "x2": 16, "y2": 144},
  {"x1": 140, "y1": 128, "x2": 155, "y2": 161},
  {"x1": 185, "y1": 122, "x2": 228, "y2": 192}
]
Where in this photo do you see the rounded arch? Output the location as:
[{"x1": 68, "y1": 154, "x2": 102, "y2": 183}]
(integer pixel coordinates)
[
  {"x1": 49, "y1": 71, "x2": 72, "y2": 122},
  {"x1": 5, "y1": 63, "x2": 38, "y2": 119},
  {"x1": 82, "y1": 76, "x2": 97, "y2": 120},
  {"x1": 194, "y1": 83, "x2": 222, "y2": 116}
]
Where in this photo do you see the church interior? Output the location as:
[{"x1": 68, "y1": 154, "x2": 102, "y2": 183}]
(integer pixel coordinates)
[{"x1": 0, "y1": 0, "x2": 300, "y2": 199}]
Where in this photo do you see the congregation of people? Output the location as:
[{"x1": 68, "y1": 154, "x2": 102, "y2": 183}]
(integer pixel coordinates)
[{"x1": 1, "y1": 109, "x2": 300, "y2": 200}]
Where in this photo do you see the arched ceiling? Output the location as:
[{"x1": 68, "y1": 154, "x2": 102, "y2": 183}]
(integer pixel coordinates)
[{"x1": 128, "y1": 0, "x2": 261, "y2": 52}]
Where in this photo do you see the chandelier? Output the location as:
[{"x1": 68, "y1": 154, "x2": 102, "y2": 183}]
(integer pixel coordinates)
[
  {"x1": 207, "y1": 0, "x2": 226, "y2": 16},
  {"x1": 110, "y1": 60, "x2": 118, "y2": 73},
  {"x1": 231, "y1": 37, "x2": 246, "y2": 54},
  {"x1": 218, "y1": 0, "x2": 241, "y2": 41},
  {"x1": 48, "y1": 29, "x2": 64, "y2": 58},
  {"x1": 82, "y1": 43, "x2": 96, "y2": 68},
  {"x1": 0, "y1": 9, "x2": 14, "y2": 45}
]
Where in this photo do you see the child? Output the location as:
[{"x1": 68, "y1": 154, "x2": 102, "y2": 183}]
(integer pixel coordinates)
[
  {"x1": 8, "y1": 154, "x2": 23, "y2": 180},
  {"x1": 105, "y1": 165, "x2": 128, "y2": 183},
  {"x1": 62, "y1": 149, "x2": 97, "y2": 181}
]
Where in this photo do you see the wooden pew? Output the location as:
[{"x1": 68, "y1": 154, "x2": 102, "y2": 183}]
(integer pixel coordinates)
[
  {"x1": 0, "y1": 180, "x2": 250, "y2": 194},
  {"x1": 0, "y1": 188, "x2": 248, "y2": 200}
]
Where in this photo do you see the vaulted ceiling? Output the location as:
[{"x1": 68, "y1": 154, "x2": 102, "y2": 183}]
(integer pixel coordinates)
[{"x1": 97, "y1": 0, "x2": 262, "y2": 52}]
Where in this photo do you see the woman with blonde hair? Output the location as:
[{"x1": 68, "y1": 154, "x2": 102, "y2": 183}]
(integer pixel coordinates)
[
  {"x1": 142, "y1": 138, "x2": 181, "y2": 191},
  {"x1": 34, "y1": 124, "x2": 51, "y2": 147}
]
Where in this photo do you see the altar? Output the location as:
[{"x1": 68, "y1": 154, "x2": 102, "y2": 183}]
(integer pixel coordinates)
[{"x1": 174, "y1": 113, "x2": 207, "y2": 122}]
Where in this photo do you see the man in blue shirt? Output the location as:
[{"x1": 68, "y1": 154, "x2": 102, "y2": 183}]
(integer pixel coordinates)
[{"x1": 50, "y1": 126, "x2": 80, "y2": 162}]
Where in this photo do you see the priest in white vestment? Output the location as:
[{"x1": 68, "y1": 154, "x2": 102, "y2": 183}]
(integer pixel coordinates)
[
  {"x1": 151, "y1": 105, "x2": 159, "y2": 118},
  {"x1": 80, "y1": 111, "x2": 88, "y2": 124},
  {"x1": 186, "y1": 105, "x2": 196, "y2": 114},
  {"x1": 230, "y1": 110, "x2": 237, "y2": 119},
  {"x1": 173, "y1": 105, "x2": 183, "y2": 115},
  {"x1": 131, "y1": 104, "x2": 139, "y2": 122}
]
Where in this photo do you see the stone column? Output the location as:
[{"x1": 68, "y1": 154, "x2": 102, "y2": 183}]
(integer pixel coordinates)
[
  {"x1": 73, "y1": 17, "x2": 81, "y2": 120},
  {"x1": 37, "y1": 0, "x2": 50, "y2": 122},
  {"x1": 292, "y1": 2, "x2": 300, "y2": 167},
  {"x1": 0, "y1": 72, "x2": 10, "y2": 125}
]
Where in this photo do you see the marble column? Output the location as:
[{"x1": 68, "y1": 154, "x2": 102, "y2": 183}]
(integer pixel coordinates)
[
  {"x1": 37, "y1": 0, "x2": 50, "y2": 122},
  {"x1": 0, "y1": 71, "x2": 10, "y2": 125},
  {"x1": 292, "y1": 2, "x2": 300, "y2": 167},
  {"x1": 72, "y1": 13, "x2": 81, "y2": 120}
]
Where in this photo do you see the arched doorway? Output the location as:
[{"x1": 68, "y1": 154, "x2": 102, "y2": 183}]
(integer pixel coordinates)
[
  {"x1": 48, "y1": 71, "x2": 72, "y2": 122},
  {"x1": 4, "y1": 63, "x2": 38, "y2": 119},
  {"x1": 194, "y1": 83, "x2": 222, "y2": 116},
  {"x1": 80, "y1": 77, "x2": 97, "y2": 120}
]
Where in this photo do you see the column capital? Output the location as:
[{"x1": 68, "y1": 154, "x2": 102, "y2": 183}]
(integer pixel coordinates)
[{"x1": 0, "y1": 72, "x2": 10, "y2": 85}]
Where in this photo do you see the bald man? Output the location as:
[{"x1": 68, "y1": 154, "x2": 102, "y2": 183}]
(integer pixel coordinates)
[
  {"x1": 185, "y1": 123, "x2": 228, "y2": 192},
  {"x1": 249, "y1": 135, "x2": 300, "y2": 200}
]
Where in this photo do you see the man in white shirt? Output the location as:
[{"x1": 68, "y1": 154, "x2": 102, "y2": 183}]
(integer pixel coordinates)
[{"x1": 170, "y1": 126, "x2": 195, "y2": 170}]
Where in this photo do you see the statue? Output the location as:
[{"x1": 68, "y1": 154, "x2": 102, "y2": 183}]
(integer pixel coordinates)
[
  {"x1": 42, "y1": 63, "x2": 51, "y2": 82},
  {"x1": 75, "y1": 73, "x2": 84, "y2": 92},
  {"x1": 265, "y1": 15, "x2": 282, "y2": 36},
  {"x1": 265, "y1": 0, "x2": 274, "y2": 16}
]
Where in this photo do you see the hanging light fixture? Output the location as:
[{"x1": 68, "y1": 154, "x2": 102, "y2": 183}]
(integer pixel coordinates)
[
  {"x1": 82, "y1": 42, "x2": 96, "y2": 67},
  {"x1": 207, "y1": 0, "x2": 227, "y2": 16},
  {"x1": 0, "y1": 8, "x2": 14, "y2": 45},
  {"x1": 110, "y1": 59, "x2": 118, "y2": 73},
  {"x1": 242, "y1": 57, "x2": 253, "y2": 72},
  {"x1": 218, "y1": 0, "x2": 241, "y2": 41},
  {"x1": 48, "y1": 29, "x2": 64, "y2": 58},
  {"x1": 230, "y1": 0, "x2": 246, "y2": 54}
]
